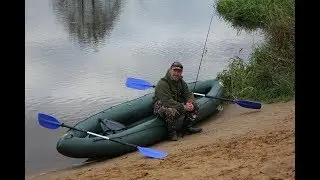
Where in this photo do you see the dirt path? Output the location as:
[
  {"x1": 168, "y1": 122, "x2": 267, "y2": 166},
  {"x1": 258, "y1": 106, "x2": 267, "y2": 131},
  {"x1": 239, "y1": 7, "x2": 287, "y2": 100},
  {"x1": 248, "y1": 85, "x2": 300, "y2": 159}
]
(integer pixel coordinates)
[{"x1": 27, "y1": 100, "x2": 295, "y2": 180}]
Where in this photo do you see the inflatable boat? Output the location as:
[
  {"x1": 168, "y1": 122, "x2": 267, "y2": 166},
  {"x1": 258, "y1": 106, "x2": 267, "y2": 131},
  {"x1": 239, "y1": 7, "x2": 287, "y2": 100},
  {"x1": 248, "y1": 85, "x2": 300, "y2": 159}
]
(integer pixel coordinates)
[{"x1": 56, "y1": 78, "x2": 224, "y2": 158}]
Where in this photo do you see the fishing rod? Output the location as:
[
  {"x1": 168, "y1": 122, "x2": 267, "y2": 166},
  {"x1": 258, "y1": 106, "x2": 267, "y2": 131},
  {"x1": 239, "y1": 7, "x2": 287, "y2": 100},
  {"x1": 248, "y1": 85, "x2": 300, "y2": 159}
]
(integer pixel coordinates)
[{"x1": 193, "y1": 5, "x2": 215, "y2": 93}]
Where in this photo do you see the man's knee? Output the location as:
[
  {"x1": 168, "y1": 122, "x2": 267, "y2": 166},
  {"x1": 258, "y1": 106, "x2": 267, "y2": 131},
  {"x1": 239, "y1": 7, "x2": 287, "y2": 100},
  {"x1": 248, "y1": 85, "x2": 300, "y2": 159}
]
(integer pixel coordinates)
[
  {"x1": 164, "y1": 108, "x2": 180, "y2": 118},
  {"x1": 153, "y1": 100, "x2": 162, "y2": 112}
]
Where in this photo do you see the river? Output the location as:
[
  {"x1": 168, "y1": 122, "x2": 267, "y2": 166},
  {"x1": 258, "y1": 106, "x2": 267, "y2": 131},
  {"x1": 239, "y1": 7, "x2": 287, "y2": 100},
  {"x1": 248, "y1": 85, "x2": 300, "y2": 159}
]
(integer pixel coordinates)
[{"x1": 25, "y1": 0, "x2": 264, "y2": 176}]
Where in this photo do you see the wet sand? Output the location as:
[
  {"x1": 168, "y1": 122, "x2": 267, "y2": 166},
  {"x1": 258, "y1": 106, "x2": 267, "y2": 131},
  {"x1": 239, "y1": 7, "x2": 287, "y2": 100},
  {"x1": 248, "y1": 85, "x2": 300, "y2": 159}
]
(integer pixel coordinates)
[{"x1": 27, "y1": 100, "x2": 295, "y2": 180}]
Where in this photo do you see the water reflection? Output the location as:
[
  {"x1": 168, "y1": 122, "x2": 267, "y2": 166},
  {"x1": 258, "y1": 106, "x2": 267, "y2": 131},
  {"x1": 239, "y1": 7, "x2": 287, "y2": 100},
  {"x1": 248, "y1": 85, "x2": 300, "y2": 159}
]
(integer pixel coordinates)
[{"x1": 52, "y1": 0, "x2": 123, "y2": 51}]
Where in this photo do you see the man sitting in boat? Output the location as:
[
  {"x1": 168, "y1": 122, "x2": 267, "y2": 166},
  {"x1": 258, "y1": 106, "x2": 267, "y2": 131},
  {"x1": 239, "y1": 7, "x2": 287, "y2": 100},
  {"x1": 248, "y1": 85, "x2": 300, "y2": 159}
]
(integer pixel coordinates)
[{"x1": 153, "y1": 61, "x2": 202, "y2": 141}]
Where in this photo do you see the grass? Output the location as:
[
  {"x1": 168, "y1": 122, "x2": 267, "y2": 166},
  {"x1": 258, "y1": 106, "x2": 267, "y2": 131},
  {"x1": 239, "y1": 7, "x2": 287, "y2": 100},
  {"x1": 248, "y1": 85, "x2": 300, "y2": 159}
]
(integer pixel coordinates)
[{"x1": 215, "y1": 0, "x2": 295, "y2": 103}]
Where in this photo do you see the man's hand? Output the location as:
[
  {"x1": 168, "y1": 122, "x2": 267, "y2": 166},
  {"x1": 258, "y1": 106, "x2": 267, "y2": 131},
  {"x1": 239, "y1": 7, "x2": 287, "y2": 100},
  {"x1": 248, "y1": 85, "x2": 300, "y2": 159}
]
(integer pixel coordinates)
[{"x1": 184, "y1": 102, "x2": 194, "y2": 112}]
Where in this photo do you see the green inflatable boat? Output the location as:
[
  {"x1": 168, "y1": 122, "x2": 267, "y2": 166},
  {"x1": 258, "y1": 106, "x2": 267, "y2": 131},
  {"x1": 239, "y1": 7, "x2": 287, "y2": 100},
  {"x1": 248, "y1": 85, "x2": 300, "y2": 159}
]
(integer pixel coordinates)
[{"x1": 56, "y1": 78, "x2": 224, "y2": 159}]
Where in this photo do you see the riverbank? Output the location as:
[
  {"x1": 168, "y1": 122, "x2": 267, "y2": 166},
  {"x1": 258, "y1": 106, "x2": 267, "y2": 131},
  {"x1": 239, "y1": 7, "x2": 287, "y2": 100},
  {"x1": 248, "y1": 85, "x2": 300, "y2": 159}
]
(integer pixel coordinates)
[
  {"x1": 216, "y1": 0, "x2": 295, "y2": 103},
  {"x1": 27, "y1": 100, "x2": 295, "y2": 180}
]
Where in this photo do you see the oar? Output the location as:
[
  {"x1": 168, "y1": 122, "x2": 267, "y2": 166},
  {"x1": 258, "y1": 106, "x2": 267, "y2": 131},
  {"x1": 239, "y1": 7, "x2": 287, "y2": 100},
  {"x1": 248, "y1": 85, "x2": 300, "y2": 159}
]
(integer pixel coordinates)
[
  {"x1": 37, "y1": 113, "x2": 168, "y2": 159},
  {"x1": 192, "y1": 93, "x2": 261, "y2": 109},
  {"x1": 125, "y1": 77, "x2": 261, "y2": 109}
]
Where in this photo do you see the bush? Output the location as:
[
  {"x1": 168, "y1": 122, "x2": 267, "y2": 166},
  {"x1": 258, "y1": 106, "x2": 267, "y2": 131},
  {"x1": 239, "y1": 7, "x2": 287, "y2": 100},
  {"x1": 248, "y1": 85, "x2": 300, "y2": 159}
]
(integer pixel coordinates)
[{"x1": 215, "y1": 0, "x2": 295, "y2": 103}]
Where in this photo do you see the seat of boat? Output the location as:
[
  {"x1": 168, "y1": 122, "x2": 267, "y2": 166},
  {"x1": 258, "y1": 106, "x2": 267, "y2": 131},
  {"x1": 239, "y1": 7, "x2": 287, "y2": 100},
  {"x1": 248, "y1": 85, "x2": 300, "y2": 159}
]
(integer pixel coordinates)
[{"x1": 98, "y1": 118, "x2": 127, "y2": 136}]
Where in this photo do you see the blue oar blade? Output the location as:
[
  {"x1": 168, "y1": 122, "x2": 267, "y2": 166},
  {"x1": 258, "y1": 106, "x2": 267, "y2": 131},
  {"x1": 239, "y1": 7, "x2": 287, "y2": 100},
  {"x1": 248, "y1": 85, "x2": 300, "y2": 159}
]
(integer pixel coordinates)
[
  {"x1": 126, "y1": 78, "x2": 154, "y2": 90},
  {"x1": 234, "y1": 100, "x2": 261, "y2": 109},
  {"x1": 38, "y1": 113, "x2": 62, "y2": 129},
  {"x1": 137, "y1": 146, "x2": 168, "y2": 159}
]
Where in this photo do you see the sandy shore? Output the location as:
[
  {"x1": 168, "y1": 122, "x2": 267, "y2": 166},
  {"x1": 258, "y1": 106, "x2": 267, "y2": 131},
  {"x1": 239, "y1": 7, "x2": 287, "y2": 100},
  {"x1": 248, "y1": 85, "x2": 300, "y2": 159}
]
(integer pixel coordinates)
[{"x1": 27, "y1": 100, "x2": 295, "y2": 180}]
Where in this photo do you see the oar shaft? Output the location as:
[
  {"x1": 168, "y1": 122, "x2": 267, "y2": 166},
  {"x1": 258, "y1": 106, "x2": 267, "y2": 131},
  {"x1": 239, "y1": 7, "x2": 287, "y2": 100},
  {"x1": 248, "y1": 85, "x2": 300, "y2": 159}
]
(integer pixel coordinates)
[
  {"x1": 193, "y1": 92, "x2": 261, "y2": 109},
  {"x1": 193, "y1": 92, "x2": 205, "y2": 97},
  {"x1": 87, "y1": 131, "x2": 110, "y2": 139},
  {"x1": 193, "y1": 92, "x2": 233, "y2": 102},
  {"x1": 206, "y1": 95, "x2": 234, "y2": 102},
  {"x1": 62, "y1": 123, "x2": 86, "y2": 133},
  {"x1": 62, "y1": 124, "x2": 137, "y2": 148},
  {"x1": 87, "y1": 132, "x2": 137, "y2": 148}
]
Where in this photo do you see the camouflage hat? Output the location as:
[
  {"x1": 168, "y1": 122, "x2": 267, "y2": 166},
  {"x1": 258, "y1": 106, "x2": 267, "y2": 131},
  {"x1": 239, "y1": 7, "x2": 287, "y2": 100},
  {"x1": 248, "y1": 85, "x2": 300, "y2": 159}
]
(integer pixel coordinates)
[{"x1": 170, "y1": 61, "x2": 183, "y2": 70}]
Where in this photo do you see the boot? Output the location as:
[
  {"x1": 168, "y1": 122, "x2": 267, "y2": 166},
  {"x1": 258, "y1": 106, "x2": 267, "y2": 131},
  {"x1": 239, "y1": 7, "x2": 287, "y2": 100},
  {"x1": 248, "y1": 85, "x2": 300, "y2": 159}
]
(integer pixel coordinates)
[
  {"x1": 186, "y1": 124, "x2": 202, "y2": 134},
  {"x1": 168, "y1": 131, "x2": 178, "y2": 141}
]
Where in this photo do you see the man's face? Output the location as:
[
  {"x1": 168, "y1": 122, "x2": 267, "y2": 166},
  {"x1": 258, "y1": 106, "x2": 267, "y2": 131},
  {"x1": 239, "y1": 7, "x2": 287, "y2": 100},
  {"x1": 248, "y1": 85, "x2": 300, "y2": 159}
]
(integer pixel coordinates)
[{"x1": 169, "y1": 68, "x2": 183, "y2": 81}]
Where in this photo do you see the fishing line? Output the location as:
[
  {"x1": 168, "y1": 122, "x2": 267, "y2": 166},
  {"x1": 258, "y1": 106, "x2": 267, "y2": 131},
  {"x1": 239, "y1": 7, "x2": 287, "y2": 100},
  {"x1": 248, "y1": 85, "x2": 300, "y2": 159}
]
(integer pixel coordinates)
[{"x1": 192, "y1": 5, "x2": 215, "y2": 92}]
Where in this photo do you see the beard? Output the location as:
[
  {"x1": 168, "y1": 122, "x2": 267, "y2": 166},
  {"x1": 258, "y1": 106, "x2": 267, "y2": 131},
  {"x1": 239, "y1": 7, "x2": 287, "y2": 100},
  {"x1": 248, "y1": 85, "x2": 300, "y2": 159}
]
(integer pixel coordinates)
[{"x1": 171, "y1": 75, "x2": 181, "y2": 81}]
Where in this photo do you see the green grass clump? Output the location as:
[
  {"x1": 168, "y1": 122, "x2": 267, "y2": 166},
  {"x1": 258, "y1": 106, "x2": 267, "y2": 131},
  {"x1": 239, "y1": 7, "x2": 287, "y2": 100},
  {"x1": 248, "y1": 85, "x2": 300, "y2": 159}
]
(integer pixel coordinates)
[
  {"x1": 216, "y1": 0, "x2": 294, "y2": 30},
  {"x1": 215, "y1": 0, "x2": 295, "y2": 103}
]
